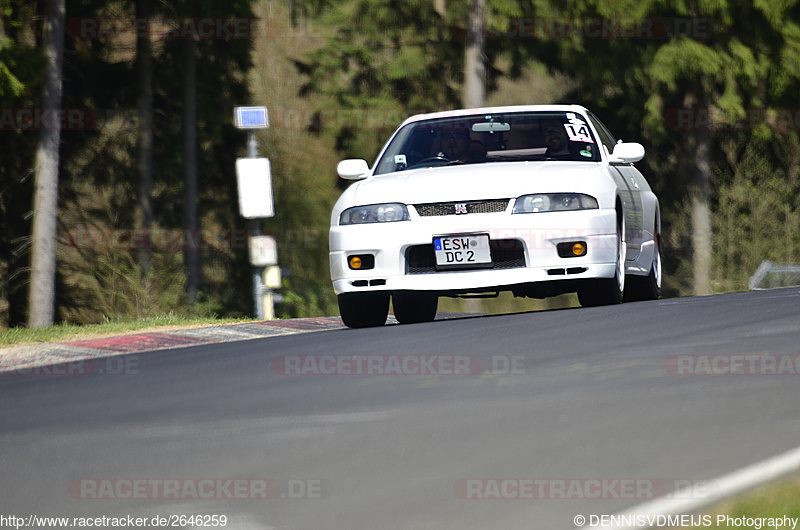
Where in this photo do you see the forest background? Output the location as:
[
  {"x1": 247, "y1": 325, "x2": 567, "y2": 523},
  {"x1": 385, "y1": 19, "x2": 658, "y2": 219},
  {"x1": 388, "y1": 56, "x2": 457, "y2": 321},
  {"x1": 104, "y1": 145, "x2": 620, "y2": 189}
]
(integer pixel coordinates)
[{"x1": 2, "y1": 0, "x2": 799, "y2": 328}]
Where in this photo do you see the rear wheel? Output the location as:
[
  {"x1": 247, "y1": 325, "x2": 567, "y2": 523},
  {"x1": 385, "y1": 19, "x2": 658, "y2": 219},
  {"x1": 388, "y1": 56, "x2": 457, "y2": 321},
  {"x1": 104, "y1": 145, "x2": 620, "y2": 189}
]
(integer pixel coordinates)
[
  {"x1": 392, "y1": 292, "x2": 438, "y2": 324},
  {"x1": 338, "y1": 292, "x2": 390, "y2": 328},
  {"x1": 578, "y1": 211, "x2": 625, "y2": 307}
]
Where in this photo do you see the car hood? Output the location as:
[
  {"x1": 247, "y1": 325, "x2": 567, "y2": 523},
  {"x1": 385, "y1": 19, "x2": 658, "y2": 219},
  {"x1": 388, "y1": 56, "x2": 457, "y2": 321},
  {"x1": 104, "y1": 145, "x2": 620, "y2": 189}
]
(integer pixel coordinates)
[{"x1": 352, "y1": 162, "x2": 606, "y2": 205}]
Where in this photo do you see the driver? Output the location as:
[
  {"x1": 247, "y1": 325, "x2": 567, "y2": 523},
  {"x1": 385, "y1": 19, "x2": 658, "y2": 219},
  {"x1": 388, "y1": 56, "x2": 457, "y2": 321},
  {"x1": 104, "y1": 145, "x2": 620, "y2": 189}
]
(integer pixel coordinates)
[
  {"x1": 440, "y1": 124, "x2": 471, "y2": 159},
  {"x1": 541, "y1": 119, "x2": 572, "y2": 156},
  {"x1": 438, "y1": 124, "x2": 486, "y2": 162}
]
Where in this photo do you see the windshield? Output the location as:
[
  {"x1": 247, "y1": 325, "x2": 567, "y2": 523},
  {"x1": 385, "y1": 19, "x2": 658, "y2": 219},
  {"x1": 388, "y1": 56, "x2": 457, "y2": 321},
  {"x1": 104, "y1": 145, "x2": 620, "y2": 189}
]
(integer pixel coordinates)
[{"x1": 373, "y1": 111, "x2": 601, "y2": 175}]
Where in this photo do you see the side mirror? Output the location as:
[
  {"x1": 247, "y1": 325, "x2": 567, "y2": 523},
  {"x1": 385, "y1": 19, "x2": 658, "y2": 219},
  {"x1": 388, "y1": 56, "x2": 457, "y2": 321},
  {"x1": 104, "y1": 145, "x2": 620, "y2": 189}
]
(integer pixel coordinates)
[
  {"x1": 337, "y1": 159, "x2": 370, "y2": 180},
  {"x1": 608, "y1": 142, "x2": 645, "y2": 164}
]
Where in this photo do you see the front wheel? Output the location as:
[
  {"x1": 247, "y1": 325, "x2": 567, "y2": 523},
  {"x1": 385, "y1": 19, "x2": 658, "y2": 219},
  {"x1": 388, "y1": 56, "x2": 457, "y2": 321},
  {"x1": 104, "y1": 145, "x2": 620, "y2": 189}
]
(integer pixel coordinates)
[
  {"x1": 624, "y1": 232, "x2": 661, "y2": 302},
  {"x1": 392, "y1": 292, "x2": 438, "y2": 324},
  {"x1": 578, "y1": 213, "x2": 625, "y2": 307},
  {"x1": 338, "y1": 293, "x2": 390, "y2": 328}
]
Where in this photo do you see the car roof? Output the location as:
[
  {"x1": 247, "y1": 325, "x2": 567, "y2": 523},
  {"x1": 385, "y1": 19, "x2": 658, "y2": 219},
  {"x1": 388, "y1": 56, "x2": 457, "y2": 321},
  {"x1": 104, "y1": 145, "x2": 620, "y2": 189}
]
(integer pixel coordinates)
[{"x1": 399, "y1": 105, "x2": 591, "y2": 127}]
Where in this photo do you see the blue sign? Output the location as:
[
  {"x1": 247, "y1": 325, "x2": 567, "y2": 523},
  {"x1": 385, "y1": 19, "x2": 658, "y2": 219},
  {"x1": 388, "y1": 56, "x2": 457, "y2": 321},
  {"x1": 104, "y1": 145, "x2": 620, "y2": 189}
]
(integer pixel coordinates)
[{"x1": 235, "y1": 107, "x2": 269, "y2": 129}]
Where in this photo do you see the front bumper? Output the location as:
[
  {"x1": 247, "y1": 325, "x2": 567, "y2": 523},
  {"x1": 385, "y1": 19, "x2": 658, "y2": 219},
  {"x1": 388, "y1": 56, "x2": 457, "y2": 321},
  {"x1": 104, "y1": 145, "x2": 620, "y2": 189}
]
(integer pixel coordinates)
[{"x1": 330, "y1": 208, "x2": 619, "y2": 296}]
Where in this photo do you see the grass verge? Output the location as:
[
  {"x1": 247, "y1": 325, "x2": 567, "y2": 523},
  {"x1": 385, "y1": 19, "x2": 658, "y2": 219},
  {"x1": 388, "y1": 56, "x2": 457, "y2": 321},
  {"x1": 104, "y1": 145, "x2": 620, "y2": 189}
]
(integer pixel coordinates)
[
  {"x1": 0, "y1": 314, "x2": 254, "y2": 347},
  {"x1": 666, "y1": 473, "x2": 800, "y2": 528}
]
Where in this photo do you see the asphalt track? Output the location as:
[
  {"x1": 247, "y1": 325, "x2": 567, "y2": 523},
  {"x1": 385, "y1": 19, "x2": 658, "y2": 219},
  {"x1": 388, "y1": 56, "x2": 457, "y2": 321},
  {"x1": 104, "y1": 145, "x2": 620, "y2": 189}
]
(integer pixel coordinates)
[{"x1": 2, "y1": 288, "x2": 800, "y2": 529}]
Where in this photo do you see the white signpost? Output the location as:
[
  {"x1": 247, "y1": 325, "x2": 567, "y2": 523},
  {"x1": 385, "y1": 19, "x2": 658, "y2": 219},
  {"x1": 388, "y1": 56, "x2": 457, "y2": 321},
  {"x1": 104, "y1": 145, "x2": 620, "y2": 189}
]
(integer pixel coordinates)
[
  {"x1": 234, "y1": 106, "x2": 280, "y2": 320},
  {"x1": 236, "y1": 158, "x2": 274, "y2": 219},
  {"x1": 249, "y1": 234, "x2": 278, "y2": 266}
]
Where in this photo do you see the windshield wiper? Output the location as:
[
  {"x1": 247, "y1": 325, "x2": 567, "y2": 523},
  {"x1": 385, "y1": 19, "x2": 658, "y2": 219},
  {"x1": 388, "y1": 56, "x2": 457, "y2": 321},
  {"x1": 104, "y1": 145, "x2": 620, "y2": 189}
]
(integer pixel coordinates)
[
  {"x1": 488, "y1": 154, "x2": 557, "y2": 162},
  {"x1": 407, "y1": 157, "x2": 467, "y2": 170}
]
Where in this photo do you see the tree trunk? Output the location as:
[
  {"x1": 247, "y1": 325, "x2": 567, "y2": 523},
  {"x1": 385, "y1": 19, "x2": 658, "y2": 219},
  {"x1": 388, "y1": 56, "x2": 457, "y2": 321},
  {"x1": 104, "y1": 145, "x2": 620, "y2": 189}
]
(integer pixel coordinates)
[
  {"x1": 685, "y1": 91, "x2": 712, "y2": 295},
  {"x1": 462, "y1": 0, "x2": 485, "y2": 314},
  {"x1": 136, "y1": 0, "x2": 154, "y2": 280},
  {"x1": 433, "y1": 0, "x2": 446, "y2": 17},
  {"x1": 691, "y1": 127, "x2": 712, "y2": 295},
  {"x1": 463, "y1": 0, "x2": 485, "y2": 108},
  {"x1": 183, "y1": 30, "x2": 200, "y2": 305},
  {"x1": 28, "y1": 0, "x2": 65, "y2": 327}
]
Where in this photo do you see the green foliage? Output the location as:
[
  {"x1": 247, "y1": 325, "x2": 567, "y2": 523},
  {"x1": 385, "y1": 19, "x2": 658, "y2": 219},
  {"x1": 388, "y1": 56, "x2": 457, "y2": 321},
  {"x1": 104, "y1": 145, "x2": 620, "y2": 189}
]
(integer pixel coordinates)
[
  {"x1": 295, "y1": 0, "x2": 544, "y2": 159},
  {"x1": 649, "y1": 38, "x2": 725, "y2": 90},
  {"x1": 63, "y1": 251, "x2": 186, "y2": 323},
  {"x1": 0, "y1": 1, "x2": 46, "y2": 327},
  {"x1": 675, "y1": 473, "x2": 800, "y2": 529},
  {"x1": 0, "y1": 2, "x2": 35, "y2": 98},
  {"x1": 1, "y1": 0, "x2": 259, "y2": 327},
  {"x1": 292, "y1": 0, "x2": 800, "y2": 301},
  {"x1": 6, "y1": 0, "x2": 800, "y2": 327},
  {"x1": 0, "y1": 313, "x2": 252, "y2": 346},
  {"x1": 296, "y1": 0, "x2": 456, "y2": 157},
  {"x1": 244, "y1": 0, "x2": 345, "y2": 319},
  {"x1": 535, "y1": 0, "x2": 800, "y2": 295},
  {"x1": 713, "y1": 137, "x2": 800, "y2": 292},
  {"x1": 718, "y1": 476, "x2": 800, "y2": 521},
  {"x1": 278, "y1": 279, "x2": 336, "y2": 319}
]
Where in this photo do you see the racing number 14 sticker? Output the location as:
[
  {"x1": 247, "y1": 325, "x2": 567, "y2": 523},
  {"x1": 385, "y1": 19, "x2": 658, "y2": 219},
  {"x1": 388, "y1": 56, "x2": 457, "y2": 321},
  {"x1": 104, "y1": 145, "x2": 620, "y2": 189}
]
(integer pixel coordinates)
[{"x1": 564, "y1": 123, "x2": 593, "y2": 143}]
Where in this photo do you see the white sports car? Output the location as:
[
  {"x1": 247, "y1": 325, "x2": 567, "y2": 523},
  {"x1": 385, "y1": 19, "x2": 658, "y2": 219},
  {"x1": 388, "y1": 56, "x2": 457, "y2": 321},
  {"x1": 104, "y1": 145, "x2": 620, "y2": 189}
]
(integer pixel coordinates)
[{"x1": 330, "y1": 105, "x2": 661, "y2": 328}]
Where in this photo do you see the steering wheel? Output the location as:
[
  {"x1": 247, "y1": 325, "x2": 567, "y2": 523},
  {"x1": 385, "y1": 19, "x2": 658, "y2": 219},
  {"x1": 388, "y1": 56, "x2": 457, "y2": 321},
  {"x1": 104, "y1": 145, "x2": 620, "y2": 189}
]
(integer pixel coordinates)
[{"x1": 409, "y1": 156, "x2": 451, "y2": 168}]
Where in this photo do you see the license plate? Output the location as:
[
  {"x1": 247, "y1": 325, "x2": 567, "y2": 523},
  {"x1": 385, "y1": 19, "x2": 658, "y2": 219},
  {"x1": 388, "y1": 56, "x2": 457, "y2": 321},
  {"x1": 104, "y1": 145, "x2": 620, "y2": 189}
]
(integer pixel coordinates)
[{"x1": 433, "y1": 234, "x2": 492, "y2": 267}]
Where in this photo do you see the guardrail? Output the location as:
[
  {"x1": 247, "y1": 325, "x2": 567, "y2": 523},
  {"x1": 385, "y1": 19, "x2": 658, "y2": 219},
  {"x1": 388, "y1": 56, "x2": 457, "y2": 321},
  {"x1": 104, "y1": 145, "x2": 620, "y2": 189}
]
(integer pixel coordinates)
[{"x1": 748, "y1": 260, "x2": 800, "y2": 290}]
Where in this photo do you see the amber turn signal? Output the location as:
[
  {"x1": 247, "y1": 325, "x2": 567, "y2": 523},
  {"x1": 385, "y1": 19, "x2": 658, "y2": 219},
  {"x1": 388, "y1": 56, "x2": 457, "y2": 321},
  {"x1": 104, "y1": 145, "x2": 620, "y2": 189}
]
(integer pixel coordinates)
[
  {"x1": 556, "y1": 241, "x2": 587, "y2": 258},
  {"x1": 347, "y1": 254, "x2": 375, "y2": 270}
]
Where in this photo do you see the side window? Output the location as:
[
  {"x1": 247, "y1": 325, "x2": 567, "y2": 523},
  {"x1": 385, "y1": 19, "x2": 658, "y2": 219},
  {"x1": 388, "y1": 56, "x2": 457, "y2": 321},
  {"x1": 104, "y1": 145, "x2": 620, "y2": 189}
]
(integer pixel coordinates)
[{"x1": 587, "y1": 114, "x2": 616, "y2": 157}]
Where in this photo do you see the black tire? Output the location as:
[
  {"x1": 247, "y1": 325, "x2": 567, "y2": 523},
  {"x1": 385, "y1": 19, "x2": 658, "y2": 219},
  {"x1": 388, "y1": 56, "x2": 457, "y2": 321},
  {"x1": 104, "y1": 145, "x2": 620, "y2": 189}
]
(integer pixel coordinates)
[
  {"x1": 624, "y1": 265, "x2": 660, "y2": 302},
  {"x1": 624, "y1": 227, "x2": 661, "y2": 302},
  {"x1": 578, "y1": 276, "x2": 624, "y2": 307},
  {"x1": 392, "y1": 292, "x2": 438, "y2": 324},
  {"x1": 338, "y1": 292, "x2": 390, "y2": 328},
  {"x1": 578, "y1": 211, "x2": 625, "y2": 307}
]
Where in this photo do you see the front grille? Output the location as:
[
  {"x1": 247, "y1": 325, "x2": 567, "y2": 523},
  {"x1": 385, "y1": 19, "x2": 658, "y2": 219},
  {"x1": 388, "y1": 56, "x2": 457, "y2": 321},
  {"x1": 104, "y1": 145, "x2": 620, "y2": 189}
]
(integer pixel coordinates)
[
  {"x1": 406, "y1": 239, "x2": 526, "y2": 274},
  {"x1": 414, "y1": 199, "x2": 510, "y2": 217}
]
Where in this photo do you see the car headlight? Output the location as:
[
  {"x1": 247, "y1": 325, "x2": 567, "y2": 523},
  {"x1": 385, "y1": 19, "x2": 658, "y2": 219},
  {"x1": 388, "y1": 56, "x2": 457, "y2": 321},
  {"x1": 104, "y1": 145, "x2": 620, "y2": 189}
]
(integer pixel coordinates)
[
  {"x1": 339, "y1": 203, "x2": 410, "y2": 225},
  {"x1": 512, "y1": 194, "x2": 598, "y2": 214}
]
